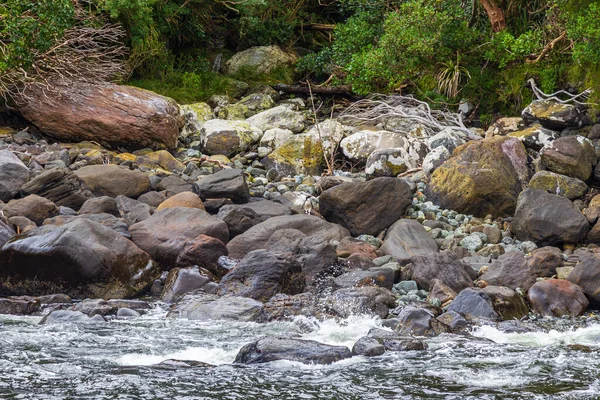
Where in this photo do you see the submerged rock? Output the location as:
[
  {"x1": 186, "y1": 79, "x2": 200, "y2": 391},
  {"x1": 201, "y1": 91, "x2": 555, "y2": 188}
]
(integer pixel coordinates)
[{"x1": 235, "y1": 337, "x2": 352, "y2": 365}]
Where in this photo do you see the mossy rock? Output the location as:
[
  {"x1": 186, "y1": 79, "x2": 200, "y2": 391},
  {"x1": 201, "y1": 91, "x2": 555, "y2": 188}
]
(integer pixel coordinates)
[
  {"x1": 508, "y1": 124, "x2": 559, "y2": 151},
  {"x1": 528, "y1": 170, "x2": 588, "y2": 200},
  {"x1": 522, "y1": 100, "x2": 584, "y2": 130},
  {"x1": 425, "y1": 136, "x2": 531, "y2": 218},
  {"x1": 136, "y1": 150, "x2": 185, "y2": 173},
  {"x1": 202, "y1": 119, "x2": 262, "y2": 157},
  {"x1": 263, "y1": 134, "x2": 325, "y2": 176}
]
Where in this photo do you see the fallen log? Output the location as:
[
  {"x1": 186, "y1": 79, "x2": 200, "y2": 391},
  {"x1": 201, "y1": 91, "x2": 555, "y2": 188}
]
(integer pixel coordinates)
[{"x1": 273, "y1": 84, "x2": 354, "y2": 96}]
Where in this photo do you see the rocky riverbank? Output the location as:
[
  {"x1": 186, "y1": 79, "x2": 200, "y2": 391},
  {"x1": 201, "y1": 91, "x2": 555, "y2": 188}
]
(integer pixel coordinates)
[{"x1": 0, "y1": 74, "x2": 600, "y2": 365}]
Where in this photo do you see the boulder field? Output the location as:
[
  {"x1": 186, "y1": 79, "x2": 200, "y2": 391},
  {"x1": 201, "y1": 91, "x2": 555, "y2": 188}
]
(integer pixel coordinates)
[{"x1": 1, "y1": 79, "x2": 600, "y2": 364}]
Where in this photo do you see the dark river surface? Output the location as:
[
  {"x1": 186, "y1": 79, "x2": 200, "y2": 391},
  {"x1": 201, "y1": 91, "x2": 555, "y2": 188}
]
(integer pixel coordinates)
[{"x1": 1, "y1": 305, "x2": 599, "y2": 400}]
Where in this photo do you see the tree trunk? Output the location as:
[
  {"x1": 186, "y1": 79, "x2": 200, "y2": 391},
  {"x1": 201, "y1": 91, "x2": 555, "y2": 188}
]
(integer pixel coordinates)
[{"x1": 479, "y1": 0, "x2": 506, "y2": 32}]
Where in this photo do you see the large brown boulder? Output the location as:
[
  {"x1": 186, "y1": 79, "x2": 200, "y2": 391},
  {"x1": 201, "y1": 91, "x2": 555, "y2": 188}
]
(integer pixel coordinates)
[
  {"x1": 318, "y1": 177, "x2": 412, "y2": 236},
  {"x1": 17, "y1": 84, "x2": 182, "y2": 150},
  {"x1": 0, "y1": 218, "x2": 159, "y2": 298},
  {"x1": 567, "y1": 252, "x2": 600, "y2": 306},
  {"x1": 425, "y1": 136, "x2": 531, "y2": 218},
  {"x1": 528, "y1": 279, "x2": 588, "y2": 317}
]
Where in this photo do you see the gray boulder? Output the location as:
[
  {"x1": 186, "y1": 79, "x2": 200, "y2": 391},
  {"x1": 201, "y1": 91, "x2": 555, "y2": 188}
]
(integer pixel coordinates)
[
  {"x1": 217, "y1": 200, "x2": 292, "y2": 237},
  {"x1": 194, "y1": 169, "x2": 250, "y2": 204},
  {"x1": 235, "y1": 337, "x2": 352, "y2": 365},
  {"x1": 380, "y1": 219, "x2": 439, "y2": 265},
  {"x1": 20, "y1": 167, "x2": 92, "y2": 210},
  {"x1": 168, "y1": 293, "x2": 263, "y2": 321},
  {"x1": 319, "y1": 177, "x2": 412, "y2": 236},
  {"x1": 0, "y1": 150, "x2": 29, "y2": 202}
]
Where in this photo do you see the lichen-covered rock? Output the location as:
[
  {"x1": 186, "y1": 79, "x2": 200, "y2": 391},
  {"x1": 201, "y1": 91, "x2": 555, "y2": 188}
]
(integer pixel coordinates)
[
  {"x1": 365, "y1": 141, "x2": 428, "y2": 178},
  {"x1": 262, "y1": 133, "x2": 325, "y2": 176},
  {"x1": 426, "y1": 128, "x2": 467, "y2": 153},
  {"x1": 259, "y1": 128, "x2": 293, "y2": 150},
  {"x1": 179, "y1": 102, "x2": 213, "y2": 141},
  {"x1": 340, "y1": 130, "x2": 410, "y2": 163},
  {"x1": 201, "y1": 119, "x2": 262, "y2": 157},
  {"x1": 508, "y1": 124, "x2": 559, "y2": 151},
  {"x1": 528, "y1": 170, "x2": 588, "y2": 200},
  {"x1": 17, "y1": 83, "x2": 182, "y2": 150},
  {"x1": 511, "y1": 188, "x2": 589, "y2": 246},
  {"x1": 220, "y1": 93, "x2": 275, "y2": 119},
  {"x1": 540, "y1": 136, "x2": 596, "y2": 181},
  {"x1": 135, "y1": 150, "x2": 185, "y2": 173},
  {"x1": 247, "y1": 105, "x2": 306, "y2": 133},
  {"x1": 224, "y1": 45, "x2": 296, "y2": 76},
  {"x1": 422, "y1": 146, "x2": 451, "y2": 174},
  {"x1": 522, "y1": 100, "x2": 583, "y2": 130},
  {"x1": 485, "y1": 117, "x2": 526, "y2": 137},
  {"x1": 425, "y1": 136, "x2": 531, "y2": 218}
]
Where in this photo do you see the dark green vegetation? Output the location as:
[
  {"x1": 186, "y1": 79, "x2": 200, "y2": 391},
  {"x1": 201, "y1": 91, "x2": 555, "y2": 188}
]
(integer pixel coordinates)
[{"x1": 1, "y1": 1, "x2": 600, "y2": 117}]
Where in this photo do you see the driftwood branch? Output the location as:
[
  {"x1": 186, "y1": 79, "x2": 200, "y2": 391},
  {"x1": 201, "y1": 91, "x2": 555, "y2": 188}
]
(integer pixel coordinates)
[
  {"x1": 527, "y1": 78, "x2": 594, "y2": 105},
  {"x1": 273, "y1": 83, "x2": 353, "y2": 96},
  {"x1": 339, "y1": 94, "x2": 481, "y2": 140}
]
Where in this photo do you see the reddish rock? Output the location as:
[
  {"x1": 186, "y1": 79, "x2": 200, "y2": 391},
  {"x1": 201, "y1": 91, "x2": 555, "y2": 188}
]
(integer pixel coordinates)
[
  {"x1": 528, "y1": 279, "x2": 588, "y2": 317},
  {"x1": 336, "y1": 236, "x2": 378, "y2": 259},
  {"x1": 17, "y1": 84, "x2": 182, "y2": 150}
]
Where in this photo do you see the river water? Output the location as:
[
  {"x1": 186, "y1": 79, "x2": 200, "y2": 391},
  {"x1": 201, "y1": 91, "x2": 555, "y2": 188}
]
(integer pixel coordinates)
[{"x1": 1, "y1": 305, "x2": 599, "y2": 400}]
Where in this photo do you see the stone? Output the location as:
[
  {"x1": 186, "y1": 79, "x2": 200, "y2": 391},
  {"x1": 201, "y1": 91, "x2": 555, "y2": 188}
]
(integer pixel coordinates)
[
  {"x1": 425, "y1": 136, "x2": 531, "y2": 218},
  {"x1": 394, "y1": 306, "x2": 452, "y2": 337},
  {"x1": 156, "y1": 175, "x2": 193, "y2": 194},
  {"x1": 137, "y1": 191, "x2": 168, "y2": 208},
  {"x1": 135, "y1": 150, "x2": 185, "y2": 173},
  {"x1": 161, "y1": 266, "x2": 216, "y2": 303},
  {"x1": 318, "y1": 177, "x2": 412, "y2": 236},
  {"x1": 17, "y1": 83, "x2": 182, "y2": 150},
  {"x1": 194, "y1": 169, "x2": 250, "y2": 204},
  {"x1": 226, "y1": 214, "x2": 349, "y2": 259},
  {"x1": 247, "y1": 105, "x2": 306, "y2": 133},
  {"x1": 324, "y1": 286, "x2": 396, "y2": 319},
  {"x1": 511, "y1": 188, "x2": 589, "y2": 246},
  {"x1": 0, "y1": 220, "x2": 16, "y2": 248},
  {"x1": 257, "y1": 293, "x2": 317, "y2": 322},
  {"x1": 259, "y1": 128, "x2": 293, "y2": 150},
  {"x1": 336, "y1": 236, "x2": 379, "y2": 259},
  {"x1": 217, "y1": 250, "x2": 305, "y2": 302},
  {"x1": 426, "y1": 128, "x2": 467, "y2": 153},
  {"x1": 380, "y1": 219, "x2": 439, "y2": 265},
  {"x1": 522, "y1": 100, "x2": 584, "y2": 130},
  {"x1": 266, "y1": 230, "x2": 338, "y2": 285},
  {"x1": 0, "y1": 218, "x2": 158, "y2": 298},
  {"x1": 216, "y1": 200, "x2": 292, "y2": 237},
  {"x1": 481, "y1": 285, "x2": 529, "y2": 320},
  {"x1": 262, "y1": 133, "x2": 324, "y2": 176},
  {"x1": 340, "y1": 130, "x2": 413, "y2": 163},
  {"x1": 566, "y1": 252, "x2": 600, "y2": 305},
  {"x1": 365, "y1": 146, "x2": 426, "y2": 178},
  {"x1": 168, "y1": 292, "x2": 263, "y2": 321},
  {"x1": 43, "y1": 214, "x2": 131, "y2": 238},
  {"x1": 334, "y1": 267, "x2": 395, "y2": 290},
  {"x1": 404, "y1": 251, "x2": 474, "y2": 293},
  {"x1": 75, "y1": 165, "x2": 150, "y2": 198},
  {"x1": 39, "y1": 310, "x2": 96, "y2": 324},
  {"x1": 507, "y1": 124, "x2": 559, "y2": 151},
  {"x1": 224, "y1": 45, "x2": 296, "y2": 76},
  {"x1": 427, "y1": 278, "x2": 457, "y2": 304},
  {"x1": 528, "y1": 279, "x2": 588, "y2": 317},
  {"x1": 528, "y1": 170, "x2": 588, "y2": 200},
  {"x1": 422, "y1": 146, "x2": 451, "y2": 174},
  {"x1": 20, "y1": 167, "x2": 93, "y2": 210},
  {"x1": 0, "y1": 150, "x2": 29, "y2": 202},
  {"x1": 115, "y1": 195, "x2": 153, "y2": 224},
  {"x1": 175, "y1": 234, "x2": 228, "y2": 276},
  {"x1": 485, "y1": 117, "x2": 526, "y2": 137},
  {"x1": 0, "y1": 297, "x2": 40, "y2": 315},
  {"x1": 2, "y1": 194, "x2": 58, "y2": 225},
  {"x1": 179, "y1": 102, "x2": 213, "y2": 141},
  {"x1": 201, "y1": 119, "x2": 262, "y2": 157},
  {"x1": 541, "y1": 136, "x2": 595, "y2": 181},
  {"x1": 79, "y1": 196, "x2": 120, "y2": 217},
  {"x1": 156, "y1": 191, "x2": 204, "y2": 211},
  {"x1": 234, "y1": 337, "x2": 352, "y2": 365},
  {"x1": 477, "y1": 248, "x2": 561, "y2": 292},
  {"x1": 447, "y1": 288, "x2": 499, "y2": 320},
  {"x1": 352, "y1": 336, "x2": 386, "y2": 357},
  {"x1": 129, "y1": 207, "x2": 229, "y2": 268}
]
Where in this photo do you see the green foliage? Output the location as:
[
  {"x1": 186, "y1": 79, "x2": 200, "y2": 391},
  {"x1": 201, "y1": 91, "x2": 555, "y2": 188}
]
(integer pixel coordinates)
[
  {"x1": 0, "y1": 0, "x2": 74, "y2": 74},
  {"x1": 484, "y1": 30, "x2": 543, "y2": 68},
  {"x1": 566, "y1": 2, "x2": 600, "y2": 64}
]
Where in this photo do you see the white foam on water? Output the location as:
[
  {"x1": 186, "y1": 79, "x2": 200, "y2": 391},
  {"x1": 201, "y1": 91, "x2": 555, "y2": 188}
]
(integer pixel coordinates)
[
  {"x1": 116, "y1": 346, "x2": 237, "y2": 366},
  {"x1": 296, "y1": 314, "x2": 385, "y2": 348},
  {"x1": 472, "y1": 323, "x2": 600, "y2": 347}
]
